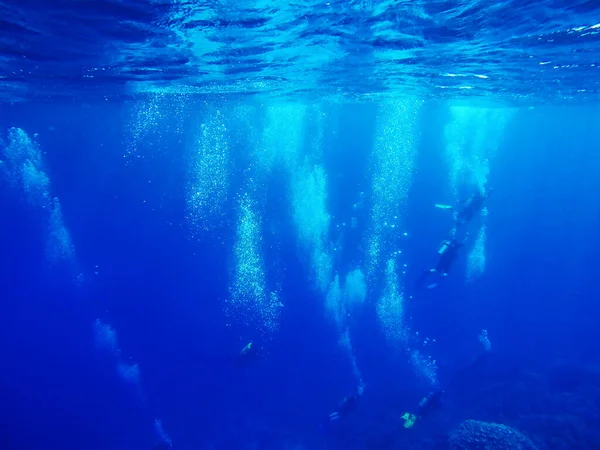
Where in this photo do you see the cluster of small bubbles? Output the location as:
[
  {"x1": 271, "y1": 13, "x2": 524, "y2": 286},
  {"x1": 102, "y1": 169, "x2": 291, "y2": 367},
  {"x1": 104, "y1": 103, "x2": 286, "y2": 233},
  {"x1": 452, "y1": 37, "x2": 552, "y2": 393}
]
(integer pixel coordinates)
[
  {"x1": 273, "y1": 105, "x2": 366, "y2": 387},
  {"x1": 186, "y1": 109, "x2": 230, "y2": 234},
  {"x1": 21, "y1": 159, "x2": 50, "y2": 208},
  {"x1": 304, "y1": 106, "x2": 327, "y2": 162},
  {"x1": 154, "y1": 419, "x2": 172, "y2": 448},
  {"x1": 258, "y1": 104, "x2": 307, "y2": 173},
  {"x1": 445, "y1": 106, "x2": 514, "y2": 285},
  {"x1": 378, "y1": 258, "x2": 439, "y2": 385},
  {"x1": 126, "y1": 93, "x2": 164, "y2": 161},
  {"x1": 344, "y1": 268, "x2": 367, "y2": 312},
  {"x1": 376, "y1": 259, "x2": 408, "y2": 348},
  {"x1": 125, "y1": 93, "x2": 188, "y2": 164},
  {"x1": 117, "y1": 361, "x2": 141, "y2": 386},
  {"x1": 228, "y1": 193, "x2": 280, "y2": 337},
  {"x1": 291, "y1": 164, "x2": 333, "y2": 293},
  {"x1": 409, "y1": 349, "x2": 438, "y2": 387},
  {"x1": 2, "y1": 128, "x2": 48, "y2": 206},
  {"x1": 479, "y1": 329, "x2": 492, "y2": 352},
  {"x1": 257, "y1": 104, "x2": 363, "y2": 384},
  {"x1": 353, "y1": 191, "x2": 365, "y2": 211},
  {"x1": 366, "y1": 237, "x2": 381, "y2": 278},
  {"x1": 338, "y1": 328, "x2": 352, "y2": 353},
  {"x1": 447, "y1": 108, "x2": 490, "y2": 196},
  {"x1": 466, "y1": 225, "x2": 486, "y2": 282},
  {"x1": 312, "y1": 248, "x2": 333, "y2": 295},
  {"x1": 3, "y1": 128, "x2": 41, "y2": 166},
  {"x1": 2, "y1": 127, "x2": 163, "y2": 438},
  {"x1": 417, "y1": 333, "x2": 437, "y2": 349},
  {"x1": 292, "y1": 164, "x2": 330, "y2": 246},
  {"x1": 326, "y1": 269, "x2": 368, "y2": 327},
  {"x1": 94, "y1": 319, "x2": 120, "y2": 355},
  {"x1": 446, "y1": 106, "x2": 514, "y2": 199},
  {"x1": 339, "y1": 329, "x2": 364, "y2": 386},
  {"x1": 325, "y1": 274, "x2": 343, "y2": 326},
  {"x1": 472, "y1": 156, "x2": 490, "y2": 193},
  {"x1": 366, "y1": 100, "x2": 420, "y2": 278},
  {"x1": 224, "y1": 104, "x2": 310, "y2": 339},
  {"x1": 444, "y1": 107, "x2": 469, "y2": 199},
  {"x1": 1, "y1": 128, "x2": 77, "y2": 268},
  {"x1": 92, "y1": 317, "x2": 151, "y2": 417},
  {"x1": 75, "y1": 273, "x2": 85, "y2": 286},
  {"x1": 45, "y1": 198, "x2": 76, "y2": 265}
]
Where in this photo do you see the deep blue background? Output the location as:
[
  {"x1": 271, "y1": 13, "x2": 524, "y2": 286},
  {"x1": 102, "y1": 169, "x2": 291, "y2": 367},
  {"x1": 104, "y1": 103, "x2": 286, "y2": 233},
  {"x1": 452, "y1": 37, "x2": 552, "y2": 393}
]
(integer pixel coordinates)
[{"x1": 1, "y1": 101, "x2": 599, "y2": 450}]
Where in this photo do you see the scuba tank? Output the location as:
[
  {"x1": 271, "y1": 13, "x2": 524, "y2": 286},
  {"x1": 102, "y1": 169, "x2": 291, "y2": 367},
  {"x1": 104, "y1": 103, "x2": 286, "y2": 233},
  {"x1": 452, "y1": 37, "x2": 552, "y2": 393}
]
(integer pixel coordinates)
[{"x1": 438, "y1": 240, "x2": 451, "y2": 255}]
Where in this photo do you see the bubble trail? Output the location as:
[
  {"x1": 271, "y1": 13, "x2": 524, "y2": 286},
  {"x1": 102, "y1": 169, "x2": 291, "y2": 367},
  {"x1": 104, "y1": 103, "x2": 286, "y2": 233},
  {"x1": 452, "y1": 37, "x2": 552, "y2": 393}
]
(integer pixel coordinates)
[
  {"x1": 366, "y1": 100, "x2": 420, "y2": 281},
  {"x1": 259, "y1": 103, "x2": 306, "y2": 174},
  {"x1": 117, "y1": 361, "x2": 141, "y2": 386},
  {"x1": 479, "y1": 329, "x2": 492, "y2": 352},
  {"x1": 186, "y1": 108, "x2": 230, "y2": 234},
  {"x1": 376, "y1": 259, "x2": 408, "y2": 349},
  {"x1": 124, "y1": 92, "x2": 187, "y2": 163},
  {"x1": 223, "y1": 104, "x2": 309, "y2": 340},
  {"x1": 46, "y1": 197, "x2": 76, "y2": 265},
  {"x1": 2, "y1": 127, "x2": 49, "y2": 207},
  {"x1": 326, "y1": 275, "x2": 365, "y2": 387},
  {"x1": 367, "y1": 101, "x2": 437, "y2": 384},
  {"x1": 1, "y1": 125, "x2": 172, "y2": 446},
  {"x1": 94, "y1": 319, "x2": 144, "y2": 389},
  {"x1": 254, "y1": 104, "x2": 334, "y2": 295},
  {"x1": 154, "y1": 419, "x2": 172, "y2": 448},
  {"x1": 377, "y1": 258, "x2": 438, "y2": 387},
  {"x1": 1, "y1": 128, "x2": 78, "y2": 271},
  {"x1": 344, "y1": 268, "x2": 366, "y2": 311},
  {"x1": 291, "y1": 162, "x2": 332, "y2": 294},
  {"x1": 264, "y1": 104, "x2": 368, "y2": 387},
  {"x1": 94, "y1": 319, "x2": 119, "y2": 355},
  {"x1": 467, "y1": 224, "x2": 487, "y2": 282},
  {"x1": 444, "y1": 105, "x2": 514, "y2": 281},
  {"x1": 228, "y1": 192, "x2": 281, "y2": 338},
  {"x1": 326, "y1": 274, "x2": 344, "y2": 327}
]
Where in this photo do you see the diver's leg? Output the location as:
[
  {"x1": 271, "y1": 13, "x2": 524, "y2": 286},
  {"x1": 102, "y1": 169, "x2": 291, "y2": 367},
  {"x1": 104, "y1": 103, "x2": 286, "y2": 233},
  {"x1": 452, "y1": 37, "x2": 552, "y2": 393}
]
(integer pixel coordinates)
[
  {"x1": 426, "y1": 270, "x2": 440, "y2": 289},
  {"x1": 416, "y1": 269, "x2": 436, "y2": 288}
]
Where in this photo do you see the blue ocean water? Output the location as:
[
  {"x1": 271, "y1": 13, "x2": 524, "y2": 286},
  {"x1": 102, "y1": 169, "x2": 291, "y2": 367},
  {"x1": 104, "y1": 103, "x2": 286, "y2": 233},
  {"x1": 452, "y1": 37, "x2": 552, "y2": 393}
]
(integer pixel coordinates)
[{"x1": 1, "y1": 2, "x2": 600, "y2": 450}]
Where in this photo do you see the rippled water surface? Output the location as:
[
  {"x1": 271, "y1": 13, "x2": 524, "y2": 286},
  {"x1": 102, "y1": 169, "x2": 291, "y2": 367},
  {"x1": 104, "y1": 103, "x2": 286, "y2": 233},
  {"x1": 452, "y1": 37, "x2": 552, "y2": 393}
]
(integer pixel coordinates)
[{"x1": 1, "y1": 0, "x2": 600, "y2": 102}]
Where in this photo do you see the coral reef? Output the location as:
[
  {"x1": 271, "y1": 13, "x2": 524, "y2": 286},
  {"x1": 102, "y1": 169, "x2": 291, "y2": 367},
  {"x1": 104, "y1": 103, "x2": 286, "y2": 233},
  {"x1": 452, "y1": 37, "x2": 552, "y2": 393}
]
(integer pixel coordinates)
[{"x1": 449, "y1": 420, "x2": 537, "y2": 450}]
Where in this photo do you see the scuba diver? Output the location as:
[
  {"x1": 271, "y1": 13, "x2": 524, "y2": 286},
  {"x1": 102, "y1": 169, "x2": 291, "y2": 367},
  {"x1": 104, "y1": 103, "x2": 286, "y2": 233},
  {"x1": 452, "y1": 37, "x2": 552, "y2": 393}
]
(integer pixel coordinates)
[
  {"x1": 415, "y1": 234, "x2": 468, "y2": 289},
  {"x1": 435, "y1": 184, "x2": 492, "y2": 227},
  {"x1": 401, "y1": 331, "x2": 494, "y2": 430},
  {"x1": 456, "y1": 184, "x2": 493, "y2": 226},
  {"x1": 401, "y1": 389, "x2": 444, "y2": 429},
  {"x1": 328, "y1": 386, "x2": 364, "y2": 421},
  {"x1": 235, "y1": 341, "x2": 263, "y2": 366}
]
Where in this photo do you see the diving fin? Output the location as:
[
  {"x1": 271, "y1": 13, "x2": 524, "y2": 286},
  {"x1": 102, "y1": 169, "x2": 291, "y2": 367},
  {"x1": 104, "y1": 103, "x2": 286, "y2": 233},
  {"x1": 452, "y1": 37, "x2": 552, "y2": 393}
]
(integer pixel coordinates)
[{"x1": 401, "y1": 412, "x2": 416, "y2": 429}]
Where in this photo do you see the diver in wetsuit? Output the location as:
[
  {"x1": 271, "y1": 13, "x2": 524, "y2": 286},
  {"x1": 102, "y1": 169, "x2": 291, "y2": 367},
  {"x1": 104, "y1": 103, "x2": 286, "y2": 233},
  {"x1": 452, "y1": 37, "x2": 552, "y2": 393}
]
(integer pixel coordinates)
[
  {"x1": 235, "y1": 341, "x2": 263, "y2": 366},
  {"x1": 400, "y1": 331, "x2": 495, "y2": 430},
  {"x1": 401, "y1": 389, "x2": 444, "y2": 429},
  {"x1": 457, "y1": 185, "x2": 492, "y2": 226},
  {"x1": 329, "y1": 386, "x2": 364, "y2": 421},
  {"x1": 415, "y1": 235, "x2": 468, "y2": 289}
]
